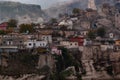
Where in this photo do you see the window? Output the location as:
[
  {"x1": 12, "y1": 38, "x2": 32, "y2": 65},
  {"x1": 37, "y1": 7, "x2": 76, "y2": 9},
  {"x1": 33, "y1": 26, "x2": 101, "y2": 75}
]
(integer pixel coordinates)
[
  {"x1": 119, "y1": 47, "x2": 120, "y2": 49},
  {"x1": 9, "y1": 41, "x2": 12, "y2": 45},
  {"x1": 75, "y1": 43, "x2": 77, "y2": 45},
  {"x1": 33, "y1": 43, "x2": 36, "y2": 46},
  {"x1": 20, "y1": 41, "x2": 22, "y2": 43},
  {"x1": 43, "y1": 37, "x2": 45, "y2": 39},
  {"x1": 116, "y1": 14, "x2": 119, "y2": 17},
  {"x1": 46, "y1": 37, "x2": 49, "y2": 40},
  {"x1": 3, "y1": 41, "x2": 6, "y2": 44},
  {"x1": 29, "y1": 43, "x2": 32, "y2": 46}
]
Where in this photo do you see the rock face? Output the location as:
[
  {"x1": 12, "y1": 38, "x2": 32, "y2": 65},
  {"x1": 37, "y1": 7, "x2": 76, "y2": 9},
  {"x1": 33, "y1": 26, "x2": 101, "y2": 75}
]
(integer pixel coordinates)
[
  {"x1": 0, "y1": 1, "x2": 45, "y2": 21},
  {"x1": 37, "y1": 54, "x2": 55, "y2": 69}
]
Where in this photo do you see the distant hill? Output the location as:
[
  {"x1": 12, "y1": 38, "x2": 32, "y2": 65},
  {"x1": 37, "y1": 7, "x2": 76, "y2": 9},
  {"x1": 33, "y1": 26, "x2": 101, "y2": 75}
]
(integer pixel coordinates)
[
  {"x1": 44, "y1": 0, "x2": 117, "y2": 18},
  {"x1": 44, "y1": 0, "x2": 88, "y2": 18},
  {"x1": 0, "y1": 1, "x2": 45, "y2": 22}
]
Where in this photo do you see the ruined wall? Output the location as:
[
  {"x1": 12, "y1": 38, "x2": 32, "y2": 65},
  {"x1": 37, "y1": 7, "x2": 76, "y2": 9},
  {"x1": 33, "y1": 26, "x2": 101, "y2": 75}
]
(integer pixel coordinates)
[{"x1": 37, "y1": 54, "x2": 55, "y2": 69}]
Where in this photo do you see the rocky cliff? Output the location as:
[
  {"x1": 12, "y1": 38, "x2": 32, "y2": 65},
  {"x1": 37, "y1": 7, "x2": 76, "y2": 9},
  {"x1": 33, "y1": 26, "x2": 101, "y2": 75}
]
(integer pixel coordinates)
[{"x1": 0, "y1": 1, "x2": 45, "y2": 21}]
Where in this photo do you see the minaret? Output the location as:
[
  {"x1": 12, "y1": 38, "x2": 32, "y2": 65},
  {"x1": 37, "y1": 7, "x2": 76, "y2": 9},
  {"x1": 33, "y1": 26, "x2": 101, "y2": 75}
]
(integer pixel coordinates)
[{"x1": 88, "y1": 0, "x2": 97, "y2": 10}]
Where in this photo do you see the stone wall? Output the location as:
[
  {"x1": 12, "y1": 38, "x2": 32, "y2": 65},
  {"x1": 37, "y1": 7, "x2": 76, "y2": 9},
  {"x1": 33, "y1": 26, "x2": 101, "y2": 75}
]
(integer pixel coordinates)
[
  {"x1": 37, "y1": 54, "x2": 55, "y2": 70},
  {"x1": 0, "y1": 74, "x2": 45, "y2": 80}
]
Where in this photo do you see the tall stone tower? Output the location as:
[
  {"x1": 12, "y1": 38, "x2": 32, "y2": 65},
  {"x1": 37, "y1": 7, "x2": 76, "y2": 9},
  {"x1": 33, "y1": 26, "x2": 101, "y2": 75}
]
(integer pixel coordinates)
[
  {"x1": 115, "y1": 12, "x2": 120, "y2": 28},
  {"x1": 88, "y1": 0, "x2": 97, "y2": 10}
]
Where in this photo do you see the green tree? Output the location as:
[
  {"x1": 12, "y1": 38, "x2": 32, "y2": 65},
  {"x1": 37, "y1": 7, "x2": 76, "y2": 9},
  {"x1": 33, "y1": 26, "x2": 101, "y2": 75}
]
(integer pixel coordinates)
[
  {"x1": 53, "y1": 47, "x2": 74, "y2": 72},
  {"x1": 7, "y1": 19, "x2": 18, "y2": 28},
  {"x1": 0, "y1": 30, "x2": 6, "y2": 35},
  {"x1": 53, "y1": 47, "x2": 82, "y2": 80},
  {"x1": 106, "y1": 66, "x2": 113, "y2": 76},
  {"x1": 59, "y1": 69, "x2": 73, "y2": 80},
  {"x1": 50, "y1": 18, "x2": 57, "y2": 24},
  {"x1": 54, "y1": 54, "x2": 64, "y2": 73},
  {"x1": 59, "y1": 13, "x2": 64, "y2": 18},
  {"x1": 97, "y1": 27, "x2": 106, "y2": 38},
  {"x1": 19, "y1": 24, "x2": 34, "y2": 33},
  {"x1": 62, "y1": 49, "x2": 74, "y2": 67},
  {"x1": 87, "y1": 30, "x2": 96, "y2": 40},
  {"x1": 72, "y1": 8, "x2": 80, "y2": 15}
]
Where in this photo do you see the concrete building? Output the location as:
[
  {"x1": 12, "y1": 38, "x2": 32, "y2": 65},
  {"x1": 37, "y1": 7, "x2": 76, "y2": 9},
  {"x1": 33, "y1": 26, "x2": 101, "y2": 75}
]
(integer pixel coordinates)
[
  {"x1": 58, "y1": 20, "x2": 73, "y2": 30},
  {"x1": 41, "y1": 35, "x2": 52, "y2": 43},
  {"x1": 80, "y1": 30, "x2": 88, "y2": 37},
  {"x1": 60, "y1": 41, "x2": 79, "y2": 49},
  {"x1": 0, "y1": 33, "x2": 25, "y2": 51},
  {"x1": 80, "y1": 21, "x2": 91, "y2": 29},
  {"x1": 100, "y1": 45, "x2": 114, "y2": 51},
  {"x1": 24, "y1": 40, "x2": 48, "y2": 49}
]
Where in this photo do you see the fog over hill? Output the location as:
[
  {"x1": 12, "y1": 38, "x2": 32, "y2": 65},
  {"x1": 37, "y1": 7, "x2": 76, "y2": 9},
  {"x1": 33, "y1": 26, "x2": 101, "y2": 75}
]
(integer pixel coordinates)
[
  {"x1": 0, "y1": 0, "x2": 119, "y2": 21},
  {"x1": 44, "y1": 0, "x2": 117, "y2": 18}
]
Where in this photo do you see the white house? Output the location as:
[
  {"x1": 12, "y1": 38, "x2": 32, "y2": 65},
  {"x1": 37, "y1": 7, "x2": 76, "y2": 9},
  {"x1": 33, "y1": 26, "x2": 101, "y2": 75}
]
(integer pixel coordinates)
[
  {"x1": 100, "y1": 44, "x2": 114, "y2": 51},
  {"x1": 70, "y1": 17, "x2": 78, "y2": 21},
  {"x1": 58, "y1": 20, "x2": 73, "y2": 29},
  {"x1": 60, "y1": 41, "x2": 79, "y2": 49},
  {"x1": 41, "y1": 35, "x2": 52, "y2": 43},
  {"x1": 24, "y1": 40, "x2": 48, "y2": 49},
  {"x1": 60, "y1": 41, "x2": 70, "y2": 47},
  {"x1": 80, "y1": 30, "x2": 88, "y2": 36},
  {"x1": 67, "y1": 20, "x2": 73, "y2": 29},
  {"x1": 68, "y1": 42, "x2": 79, "y2": 48},
  {"x1": 83, "y1": 39, "x2": 92, "y2": 46}
]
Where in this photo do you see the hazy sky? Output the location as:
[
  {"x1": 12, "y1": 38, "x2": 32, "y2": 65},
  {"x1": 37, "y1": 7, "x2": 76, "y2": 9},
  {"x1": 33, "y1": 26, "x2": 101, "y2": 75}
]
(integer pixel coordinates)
[{"x1": 0, "y1": 0, "x2": 69, "y2": 9}]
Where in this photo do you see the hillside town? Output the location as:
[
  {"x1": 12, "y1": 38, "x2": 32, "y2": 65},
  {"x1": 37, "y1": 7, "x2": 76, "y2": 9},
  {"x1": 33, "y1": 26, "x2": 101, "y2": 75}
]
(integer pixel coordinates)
[{"x1": 0, "y1": 0, "x2": 120, "y2": 80}]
